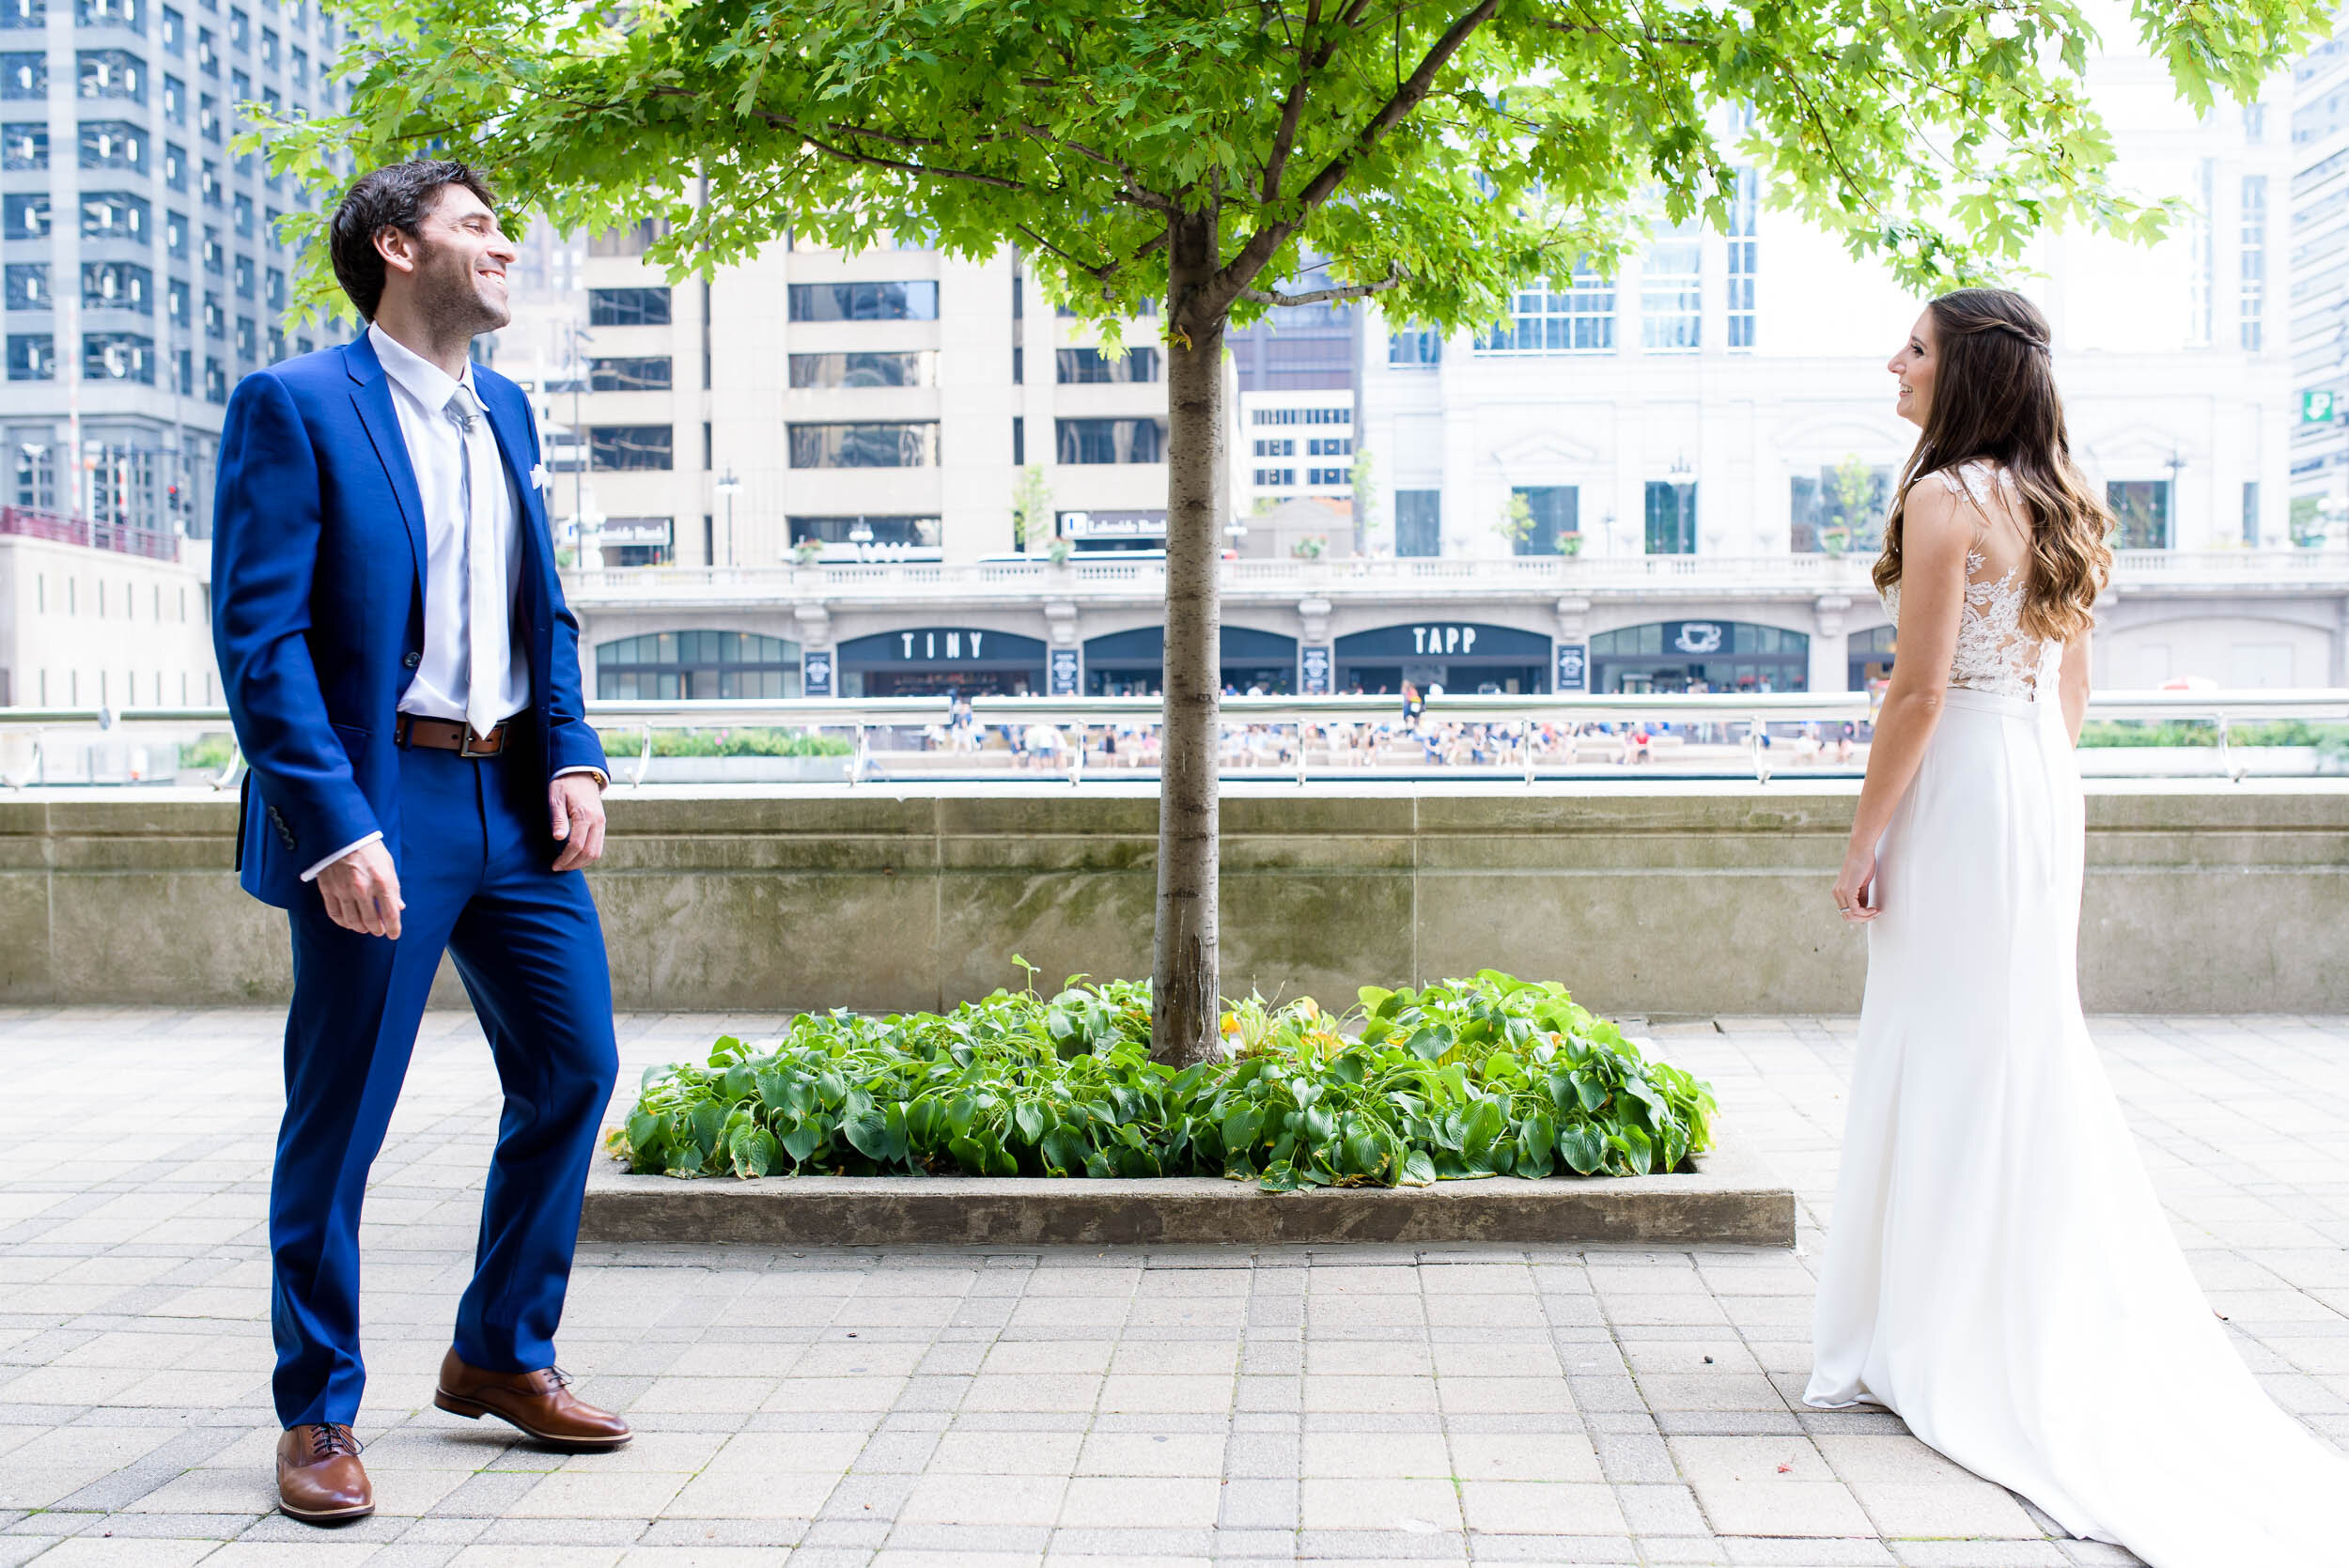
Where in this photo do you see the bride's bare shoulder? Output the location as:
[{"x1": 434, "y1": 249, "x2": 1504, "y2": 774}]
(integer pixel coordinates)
[{"x1": 1899, "y1": 477, "x2": 1978, "y2": 571}]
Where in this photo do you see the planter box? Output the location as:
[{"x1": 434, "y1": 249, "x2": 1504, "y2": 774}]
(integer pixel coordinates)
[{"x1": 577, "y1": 1125, "x2": 1794, "y2": 1249}]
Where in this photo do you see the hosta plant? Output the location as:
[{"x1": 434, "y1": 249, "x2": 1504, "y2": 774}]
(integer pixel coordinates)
[{"x1": 611, "y1": 969, "x2": 1715, "y2": 1192}]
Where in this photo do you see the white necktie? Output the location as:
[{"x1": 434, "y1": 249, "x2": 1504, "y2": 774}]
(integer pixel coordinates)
[{"x1": 447, "y1": 382, "x2": 506, "y2": 739}]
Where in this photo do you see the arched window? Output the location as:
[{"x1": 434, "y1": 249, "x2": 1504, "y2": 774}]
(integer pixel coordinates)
[{"x1": 595, "y1": 630, "x2": 801, "y2": 699}]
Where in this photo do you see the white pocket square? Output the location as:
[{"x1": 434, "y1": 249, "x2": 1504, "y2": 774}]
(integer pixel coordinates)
[{"x1": 529, "y1": 462, "x2": 551, "y2": 491}]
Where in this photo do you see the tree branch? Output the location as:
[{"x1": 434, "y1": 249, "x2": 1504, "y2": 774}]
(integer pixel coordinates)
[
  {"x1": 1260, "y1": 0, "x2": 1330, "y2": 204},
  {"x1": 1208, "y1": 0, "x2": 1501, "y2": 311},
  {"x1": 1018, "y1": 122, "x2": 1180, "y2": 210},
  {"x1": 1239, "y1": 269, "x2": 1404, "y2": 305}
]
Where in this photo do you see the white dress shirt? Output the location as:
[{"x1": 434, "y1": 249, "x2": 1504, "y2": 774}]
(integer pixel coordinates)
[{"x1": 302, "y1": 324, "x2": 596, "y2": 882}]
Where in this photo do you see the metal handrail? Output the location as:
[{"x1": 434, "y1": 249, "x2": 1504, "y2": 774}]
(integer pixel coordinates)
[{"x1": 5, "y1": 690, "x2": 2344, "y2": 789}]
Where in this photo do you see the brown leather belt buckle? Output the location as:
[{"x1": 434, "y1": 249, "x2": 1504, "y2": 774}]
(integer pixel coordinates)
[{"x1": 395, "y1": 713, "x2": 507, "y2": 756}]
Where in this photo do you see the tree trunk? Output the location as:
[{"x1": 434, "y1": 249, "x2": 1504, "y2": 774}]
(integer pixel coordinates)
[{"x1": 1151, "y1": 206, "x2": 1225, "y2": 1067}]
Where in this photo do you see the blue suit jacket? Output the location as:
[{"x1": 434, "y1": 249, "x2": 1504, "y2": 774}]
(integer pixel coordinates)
[{"x1": 210, "y1": 334, "x2": 607, "y2": 908}]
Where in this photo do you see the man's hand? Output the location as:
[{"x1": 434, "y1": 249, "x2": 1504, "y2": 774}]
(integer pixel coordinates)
[
  {"x1": 318, "y1": 841, "x2": 404, "y2": 939},
  {"x1": 550, "y1": 773, "x2": 607, "y2": 872}
]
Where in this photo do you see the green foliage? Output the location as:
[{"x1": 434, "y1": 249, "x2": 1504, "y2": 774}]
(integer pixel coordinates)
[
  {"x1": 1494, "y1": 489, "x2": 1536, "y2": 547},
  {"x1": 1011, "y1": 464, "x2": 1053, "y2": 553},
  {"x1": 2077, "y1": 720, "x2": 2349, "y2": 754},
  {"x1": 596, "y1": 726, "x2": 853, "y2": 759},
  {"x1": 610, "y1": 970, "x2": 1716, "y2": 1190},
  {"x1": 179, "y1": 733, "x2": 236, "y2": 770},
  {"x1": 250, "y1": 0, "x2": 2330, "y2": 334}
]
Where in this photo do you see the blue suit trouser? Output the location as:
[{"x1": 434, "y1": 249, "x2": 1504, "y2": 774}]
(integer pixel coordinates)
[{"x1": 269, "y1": 738, "x2": 617, "y2": 1428}]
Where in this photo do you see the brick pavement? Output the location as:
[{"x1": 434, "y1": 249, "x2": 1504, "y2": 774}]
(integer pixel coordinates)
[{"x1": 1, "y1": 1007, "x2": 2344, "y2": 1567}]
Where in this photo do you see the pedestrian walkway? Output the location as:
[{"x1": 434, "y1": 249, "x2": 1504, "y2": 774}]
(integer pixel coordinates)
[{"x1": 1, "y1": 1008, "x2": 2343, "y2": 1567}]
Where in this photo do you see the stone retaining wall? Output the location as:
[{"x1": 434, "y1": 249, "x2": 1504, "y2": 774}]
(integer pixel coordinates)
[{"x1": 3, "y1": 783, "x2": 2342, "y2": 1014}]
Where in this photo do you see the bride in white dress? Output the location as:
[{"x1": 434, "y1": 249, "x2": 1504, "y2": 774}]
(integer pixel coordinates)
[{"x1": 1807, "y1": 287, "x2": 2349, "y2": 1567}]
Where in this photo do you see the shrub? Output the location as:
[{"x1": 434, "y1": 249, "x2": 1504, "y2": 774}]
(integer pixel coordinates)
[
  {"x1": 2077, "y1": 720, "x2": 2349, "y2": 751},
  {"x1": 595, "y1": 726, "x2": 854, "y2": 759},
  {"x1": 610, "y1": 969, "x2": 1716, "y2": 1191}
]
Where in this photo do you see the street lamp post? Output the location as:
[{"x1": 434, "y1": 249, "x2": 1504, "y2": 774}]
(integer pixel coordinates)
[
  {"x1": 566, "y1": 320, "x2": 594, "y2": 551},
  {"x1": 714, "y1": 467, "x2": 742, "y2": 567}
]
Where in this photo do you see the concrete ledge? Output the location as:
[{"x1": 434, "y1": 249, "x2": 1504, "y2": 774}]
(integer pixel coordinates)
[{"x1": 576, "y1": 1127, "x2": 1796, "y2": 1249}]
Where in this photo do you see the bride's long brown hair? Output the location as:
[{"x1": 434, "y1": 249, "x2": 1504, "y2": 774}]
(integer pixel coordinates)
[{"x1": 1874, "y1": 287, "x2": 2113, "y2": 644}]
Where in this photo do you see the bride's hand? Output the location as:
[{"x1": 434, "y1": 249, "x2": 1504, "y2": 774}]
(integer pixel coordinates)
[{"x1": 1832, "y1": 846, "x2": 1879, "y2": 924}]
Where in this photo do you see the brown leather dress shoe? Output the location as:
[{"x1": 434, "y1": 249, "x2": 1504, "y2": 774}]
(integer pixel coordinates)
[
  {"x1": 433, "y1": 1347, "x2": 631, "y2": 1451},
  {"x1": 275, "y1": 1423, "x2": 372, "y2": 1522}
]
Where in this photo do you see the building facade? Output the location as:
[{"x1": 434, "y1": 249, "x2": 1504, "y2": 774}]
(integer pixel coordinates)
[
  {"x1": 2293, "y1": 17, "x2": 2349, "y2": 534},
  {"x1": 0, "y1": 0, "x2": 344, "y2": 546},
  {"x1": 552, "y1": 34, "x2": 2349, "y2": 702},
  {"x1": 0, "y1": 508, "x2": 214, "y2": 710}
]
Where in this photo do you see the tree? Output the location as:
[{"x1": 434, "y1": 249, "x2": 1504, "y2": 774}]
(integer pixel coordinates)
[
  {"x1": 1010, "y1": 463, "x2": 1053, "y2": 553},
  {"x1": 263, "y1": 0, "x2": 2327, "y2": 1066}
]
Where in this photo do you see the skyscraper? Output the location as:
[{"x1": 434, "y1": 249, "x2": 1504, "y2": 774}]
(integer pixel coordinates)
[{"x1": 0, "y1": 0, "x2": 345, "y2": 541}]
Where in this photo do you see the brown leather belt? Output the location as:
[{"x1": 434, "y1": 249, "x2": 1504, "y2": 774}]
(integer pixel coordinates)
[{"x1": 395, "y1": 713, "x2": 509, "y2": 756}]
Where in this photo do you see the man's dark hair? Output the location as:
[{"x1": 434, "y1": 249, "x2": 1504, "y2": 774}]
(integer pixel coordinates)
[{"x1": 328, "y1": 158, "x2": 496, "y2": 320}]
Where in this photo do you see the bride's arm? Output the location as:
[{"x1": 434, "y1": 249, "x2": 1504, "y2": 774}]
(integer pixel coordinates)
[
  {"x1": 2056, "y1": 634, "x2": 2091, "y2": 746},
  {"x1": 1832, "y1": 488, "x2": 1975, "y2": 923}
]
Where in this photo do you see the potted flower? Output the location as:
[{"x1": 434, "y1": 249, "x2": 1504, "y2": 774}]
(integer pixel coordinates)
[
  {"x1": 1047, "y1": 536, "x2": 1074, "y2": 567},
  {"x1": 1555, "y1": 533, "x2": 1584, "y2": 557},
  {"x1": 791, "y1": 537, "x2": 825, "y2": 567},
  {"x1": 1291, "y1": 534, "x2": 1328, "y2": 560}
]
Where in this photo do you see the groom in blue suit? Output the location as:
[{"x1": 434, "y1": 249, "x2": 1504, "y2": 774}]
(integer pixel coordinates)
[{"x1": 212, "y1": 160, "x2": 630, "y2": 1524}]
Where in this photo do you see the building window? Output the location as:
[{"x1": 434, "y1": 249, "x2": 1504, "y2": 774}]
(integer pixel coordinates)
[
  {"x1": 203, "y1": 225, "x2": 225, "y2": 272},
  {"x1": 15, "y1": 442, "x2": 53, "y2": 505},
  {"x1": 1305, "y1": 466, "x2": 1349, "y2": 487},
  {"x1": 2243, "y1": 100, "x2": 2265, "y2": 143},
  {"x1": 2242, "y1": 480, "x2": 2261, "y2": 546},
  {"x1": 1251, "y1": 407, "x2": 1348, "y2": 426},
  {"x1": 0, "y1": 52, "x2": 43, "y2": 99},
  {"x1": 1644, "y1": 479, "x2": 1698, "y2": 553},
  {"x1": 227, "y1": 4, "x2": 246, "y2": 47},
  {"x1": 1388, "y1": 324, "x2": 1443, "y2": 366},
  {"x1": 204, "y1": 355, "x2": 226, "y2": 403},
  {"x1": 84, "y1": 331, "x2": 154, "y2": 382},
  {"x1": 4, "y1": 262, "x2": 44, "y2": 309},
  {"x1": 203, "y1": 290, "x2": 222, "y2": 337},
  {"x1": 787, "y1": 422, "x2": 940, "y2": 469},
  {"x1": 1253, "y1": 439, "x2": 1293, "y2": 458},
  {"x1": 2, "y1": 192, "x2": 48, "y2": 240},
  {"x1": 786, "y1": 280, "x2": 940, "y2": 321},
  {"x1": 1055, "y1": 417, "x2": 1165, "y2": 464},
  {"x1": 232, "y1": 254, "x2": 253, "y2": 298},
  {"x1": 595, "y1": 630, "x2": 801, "y2": 701},
  {"x1": 1727, "y1": 170, "x2": 1758, "y2": 350},
  {"x1": 787, "y1": 516, "x2": 941, "y2": 550},
  {"x1": 79, "y1": 0, "x2": 144, "y2": 27},
  {"x1": 288, "y1": 42, "x2": 303, "y2": 83},
  {"x1": 1509, "y1": 486, "x2": 1578, "y2": 555},
  {"x1": 0, "y1": 0, "x2": 39, "y2": 25},
  {"x1": 82, "y1": 260, "x2": 151, "y2": 313},
  {"x1": 198, "y1": 92, "x2": 219, "y2": 142},
  {"x1": 2108, "y1": 480, "x2": 2170, "y2": 550},
  {"x1": 78, "y1": 49, "x2": 146, "y2": 102},
  {"x1": 162, "y1": 5, "x2": 183, "y2": 51},
  {"x1": 165, "y1": 210, "x2": 188, "y2": 257},
  {"x1": 1, "y1": 119, "x2": 43, "y2": 166},
  {"x1": 1395, "y1": 489, "x2": 1440, "y2": 557},
  {"x1": 163, "y1": 140, "x2": 185, "y2": 188},
  {"x1": 588, "y1": 426, "x2": 674, "y2": 471},
  {"x1": 235, "y1": 315, "x2": 254, "y2": 360},
  {"x1": 2239, "y1": 174, "x2": 2265, "y2": 352},
  {"x1": 786, "y1": 349, "x2": 934, "y2": 388},
  {"x1": 2185, "y1": 158, "x2": 2213, "y2": 348},
  {"x1": 1054, "y1": 346, "x2": 1162, "y2": 383},
  {"x1": 77, "y1": 119, "x2": 146, "y2": 171},
  {"x1": 585, "y1": 216, "x2": 669, "y2": 257},
  {"x1": 1252, "y1": 469, "x2": 1295, "y2": 487},
  {"x1": 232, "y1": 190, "x2": 252, "y2": 236},
  {"x1": 166, "y1": 278, "x2": 188, "y2": 324},
  {"x1": 258, "y1": 25, "x2": 275, "y2": 67},
  {"x1": 587, "y1": 286, "x2": 669, "y2": 326},
  {"x1": 263, "y1": 266, "x2": 282, "y2": 308},
  {"x1": 1307, "y1": 437, "x2": 1351, "y2": 458},
  {"x1": 1477, "y1": 269, "x2": 1613, "y2": 354},
  {"x1": 82, "y1": 191, "x2": 149, "y2": 241},
  {"x1": 8, "y1": 334, "x2": 54, "y2": 380},
  {"x1": 162, "y1": 73, "x2": 184, "y2": 124},
  {"x1": 1789, "y1": 462, "x2": 1891, "y2": 552},
  {"x1": 1011, "y1": 415, "x2": 1023, "y2": 465},
  {"x1": 588, "y1": 355, "x2": 670, "y2": 391},
  {"x1": 1641, "y1": 220, "x2": 1702, "y2": 352}
]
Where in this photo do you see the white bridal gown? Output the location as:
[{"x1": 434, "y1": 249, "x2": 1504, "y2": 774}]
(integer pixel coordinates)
[{"x1": 1806, "y1": 460, "x2": 2349, "y2": 1567}]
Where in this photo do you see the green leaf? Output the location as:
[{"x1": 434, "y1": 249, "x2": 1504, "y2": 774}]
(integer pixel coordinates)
[
  {"x1": 1400, "y1": 1149, "x2": 1438, "y2": 1187},
  {"x1": 1041, "y1": 1126, "x2": 1089, "y2": 1176},
  {"x1": 1558, "y1": 1125, "x2": 1606, "y2": 1176},
  {"x1": 1013, "y1": 1100, "x2": 1048, "y2": 1144},
  {"x1": 780, "y1": 1121, "x2": 821, "y2": 1164}
]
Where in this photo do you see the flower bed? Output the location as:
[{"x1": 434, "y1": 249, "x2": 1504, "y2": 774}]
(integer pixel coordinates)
[{"x1": 609, "y1": 970, "x2": 1716, "y2": 1191}]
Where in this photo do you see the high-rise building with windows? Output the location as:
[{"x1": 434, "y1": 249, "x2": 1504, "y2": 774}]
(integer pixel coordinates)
[
  {"x1": 0, "y1": 0, "x2": 345, "y2": 544},
  {"x1": 2291, "y1": 16, "x2": 2349, "y2": 532}
]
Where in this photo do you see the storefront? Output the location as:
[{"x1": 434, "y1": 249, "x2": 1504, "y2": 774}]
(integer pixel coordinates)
[
  {"x1": 1333, "y1": 621, "x2": 1552, "y2": 694},
  {"x1": 834, "y1": 627, "x2": 1049, "y2": 697},
  {"x1": 594, "y1": 629, "x2": 801, "y2": 699},
  {"x1": 1589, "y1": 621, "x2": 1810, "y2": 693},
  {"x1": 1081, "y1": 625, "x2": 1299, "y2": 695},
  {"x1": 1848, "y1": 624, "x2": 1896, "y2": 693},
  {"x1": 1058, "y1": 508, "x2": 1168, "y2": 554}
]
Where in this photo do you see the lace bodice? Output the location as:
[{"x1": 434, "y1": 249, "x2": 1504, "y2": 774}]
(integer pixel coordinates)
[{"x1": 1878, "y1": 461, "x2": 2060, "y2": 699}]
